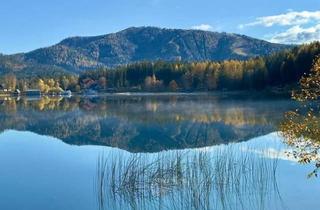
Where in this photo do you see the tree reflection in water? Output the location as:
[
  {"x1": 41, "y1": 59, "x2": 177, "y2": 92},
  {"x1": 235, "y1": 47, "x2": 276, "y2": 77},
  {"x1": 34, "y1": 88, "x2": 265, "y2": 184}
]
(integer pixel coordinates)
[
  {"x1": 95, "y1": 148, "x2": 282, "y2": 210},
  {"x1": 0, "y1": 94, "x2": 296, "y2": 152}
]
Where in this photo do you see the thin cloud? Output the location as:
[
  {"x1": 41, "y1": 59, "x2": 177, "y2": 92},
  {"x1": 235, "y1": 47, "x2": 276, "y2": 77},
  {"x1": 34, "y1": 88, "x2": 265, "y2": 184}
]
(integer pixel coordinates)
[
  {"x1": 191, "y1": 24, "x2": 213, "y2": 31},
  {"x1": 270, "y1": 24, "x2": 320, "y2": 44},
  {"x1": 240, "y1": 10, "x2": 320, "y2": 44},
  {"x1": 243, "y1": 10, "x2": 320, "y2": 27}
]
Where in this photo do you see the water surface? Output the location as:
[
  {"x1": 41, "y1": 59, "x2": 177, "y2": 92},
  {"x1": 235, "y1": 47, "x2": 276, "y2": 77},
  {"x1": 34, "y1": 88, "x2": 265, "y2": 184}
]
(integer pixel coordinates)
[{"x1": 0, "y1": 94, "x2": 318, "y2": 210}]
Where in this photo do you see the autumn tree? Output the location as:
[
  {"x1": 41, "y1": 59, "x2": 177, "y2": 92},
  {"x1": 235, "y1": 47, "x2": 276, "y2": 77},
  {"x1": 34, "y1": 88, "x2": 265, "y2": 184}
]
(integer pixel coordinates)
[
  {"x1": 280, "y1": 56, "x2": 320, "y2": 177},
  {"x1": 4, "y1": 74, "x2": 17, "y2": 90},
  {"x1": 169, "y1": 80, "x2": 178, "y2": 91},
  {"x1": 48, "y1": 79, "x2": 55, "y2": 88},
  {"x1": 17, "y1": 80, "x2": 28, "y2": 91},
  {"x1": 145, "y1": 74, "x2": 162, "y2": 90},
  {"x1": 61, "y1": 76, "x2": 70, "y2": 90},
  {"x1": 98, "y1": 77, "x2": 107, "y2": 89},
  {"x1": 38, "y1": 79, "x2": 48, "y2": 93}
]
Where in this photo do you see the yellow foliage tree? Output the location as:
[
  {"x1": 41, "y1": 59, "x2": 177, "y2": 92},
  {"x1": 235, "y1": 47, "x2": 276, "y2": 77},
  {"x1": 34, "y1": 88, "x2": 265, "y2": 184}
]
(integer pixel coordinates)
[{"x1": 280, "y1": 56, "x2": 320, "y2": 177}]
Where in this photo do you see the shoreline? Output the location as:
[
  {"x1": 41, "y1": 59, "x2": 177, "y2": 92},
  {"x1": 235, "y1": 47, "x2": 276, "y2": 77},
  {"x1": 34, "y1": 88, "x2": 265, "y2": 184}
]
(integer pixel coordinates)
[{"x1": 0, "y1": 89, "x2": 293, "y2": 100}]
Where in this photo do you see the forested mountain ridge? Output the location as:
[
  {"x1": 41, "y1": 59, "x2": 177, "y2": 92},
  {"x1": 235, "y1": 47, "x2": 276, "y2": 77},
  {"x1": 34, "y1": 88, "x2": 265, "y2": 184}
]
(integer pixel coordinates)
[
  {"x1": 77, "y1": 42, "x2": 320, "y2": 91},
  {"x1": 0, "y1": 27, "x2": 289, "y2": 75},
  {"x1": 1, "y1": 42, "x2": 319, "y2": 93}
]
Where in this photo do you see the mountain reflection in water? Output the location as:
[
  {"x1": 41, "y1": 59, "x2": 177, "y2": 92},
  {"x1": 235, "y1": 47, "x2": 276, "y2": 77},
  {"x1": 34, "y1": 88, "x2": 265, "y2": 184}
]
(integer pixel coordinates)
[{"x1": 0, "y1": 94, "x2": 297, "y2": 152}]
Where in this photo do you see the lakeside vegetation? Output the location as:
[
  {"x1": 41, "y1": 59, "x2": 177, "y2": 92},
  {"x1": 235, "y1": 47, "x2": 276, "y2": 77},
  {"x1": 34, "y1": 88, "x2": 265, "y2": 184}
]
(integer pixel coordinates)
[
  {"x1": 0, "y1": 42, "x2": 319, "y2": 94},
  {"x1": 96, "y1": 149, "x2": 280, "y2": 210},
  {"x1": 280, "y1": 56, "x2": 320, "y2": 177}
]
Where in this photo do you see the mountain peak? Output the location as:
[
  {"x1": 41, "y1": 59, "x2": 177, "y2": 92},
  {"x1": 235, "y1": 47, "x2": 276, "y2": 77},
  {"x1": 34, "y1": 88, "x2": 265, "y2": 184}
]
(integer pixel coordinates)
[{"x1": 2, "y1": 27, "x2": 290, "y2": 74}]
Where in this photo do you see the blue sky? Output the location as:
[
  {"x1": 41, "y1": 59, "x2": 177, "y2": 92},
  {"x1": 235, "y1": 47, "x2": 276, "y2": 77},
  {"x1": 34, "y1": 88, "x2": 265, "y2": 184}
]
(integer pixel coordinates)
[{"x1": 1, "y1": 0, "x2": 320, "y2": 54}]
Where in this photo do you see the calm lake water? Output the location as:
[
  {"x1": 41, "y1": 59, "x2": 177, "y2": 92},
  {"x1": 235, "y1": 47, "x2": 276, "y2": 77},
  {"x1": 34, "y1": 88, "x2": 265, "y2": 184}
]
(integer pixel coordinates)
[{"x1": 0, "y1": 93, "x2": 319, "y2": 210}]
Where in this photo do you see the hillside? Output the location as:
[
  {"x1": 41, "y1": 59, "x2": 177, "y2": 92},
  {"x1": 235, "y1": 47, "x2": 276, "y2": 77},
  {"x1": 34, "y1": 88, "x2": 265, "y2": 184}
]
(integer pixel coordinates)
[{"x1": 0, "y1": 27, "x2": 290, "y2": 75}]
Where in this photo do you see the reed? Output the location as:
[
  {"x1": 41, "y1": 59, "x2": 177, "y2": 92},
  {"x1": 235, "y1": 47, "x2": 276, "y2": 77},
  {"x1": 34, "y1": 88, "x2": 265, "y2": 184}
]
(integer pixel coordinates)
[{"x1": 95, "y1": 147, "x2": 282, "y2": 210}]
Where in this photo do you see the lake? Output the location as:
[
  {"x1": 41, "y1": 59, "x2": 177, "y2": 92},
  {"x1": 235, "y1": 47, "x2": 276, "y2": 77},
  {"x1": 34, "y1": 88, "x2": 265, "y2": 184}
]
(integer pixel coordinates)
[{"x1": 0, "y1": 93, "x2": 319, "y2": 210}]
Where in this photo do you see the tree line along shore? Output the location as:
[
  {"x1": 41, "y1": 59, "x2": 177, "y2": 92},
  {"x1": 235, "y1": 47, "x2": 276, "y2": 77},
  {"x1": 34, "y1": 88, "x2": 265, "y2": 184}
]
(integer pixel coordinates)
[{"x1": 0, "y1": 42, "x2": 319, "y2": 95}]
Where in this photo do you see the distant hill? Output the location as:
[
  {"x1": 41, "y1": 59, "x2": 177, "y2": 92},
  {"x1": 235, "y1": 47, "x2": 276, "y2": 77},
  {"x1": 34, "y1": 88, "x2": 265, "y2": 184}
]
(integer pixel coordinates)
[{"x1": 0, "y1": 27, "x2": 290, "y2": 75}]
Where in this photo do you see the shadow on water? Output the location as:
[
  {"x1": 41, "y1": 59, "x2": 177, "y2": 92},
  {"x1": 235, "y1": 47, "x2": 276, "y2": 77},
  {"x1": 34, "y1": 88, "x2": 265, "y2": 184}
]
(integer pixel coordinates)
[{"x1": 95, "y1": 148, "x2": 284, "y2": 210}]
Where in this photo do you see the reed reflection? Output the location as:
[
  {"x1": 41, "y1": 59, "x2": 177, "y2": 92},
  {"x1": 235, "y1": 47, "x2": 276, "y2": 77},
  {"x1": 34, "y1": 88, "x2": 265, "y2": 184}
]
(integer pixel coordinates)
[{"x1": 96, "y1": 148, "x2": 283, "y2": 210}]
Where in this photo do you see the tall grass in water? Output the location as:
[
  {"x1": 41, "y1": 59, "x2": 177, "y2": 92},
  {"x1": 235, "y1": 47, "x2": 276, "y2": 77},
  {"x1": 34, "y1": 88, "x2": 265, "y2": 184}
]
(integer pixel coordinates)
[{"x1": 95, "y1": 147, "x2": 282, "y2": 210}]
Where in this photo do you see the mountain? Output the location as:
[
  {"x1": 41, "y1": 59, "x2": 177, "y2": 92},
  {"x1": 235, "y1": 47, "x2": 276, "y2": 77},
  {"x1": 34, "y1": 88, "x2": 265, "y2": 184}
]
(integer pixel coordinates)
[{"x1": 0, "y1": 27, "x2": 290, "y2": 75}]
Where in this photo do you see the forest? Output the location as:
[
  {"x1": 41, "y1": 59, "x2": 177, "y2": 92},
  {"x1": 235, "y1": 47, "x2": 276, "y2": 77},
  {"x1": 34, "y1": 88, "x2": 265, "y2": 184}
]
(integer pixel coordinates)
[{"x1": 1, "y1": 42, "x2": 320, "y2": 93}]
